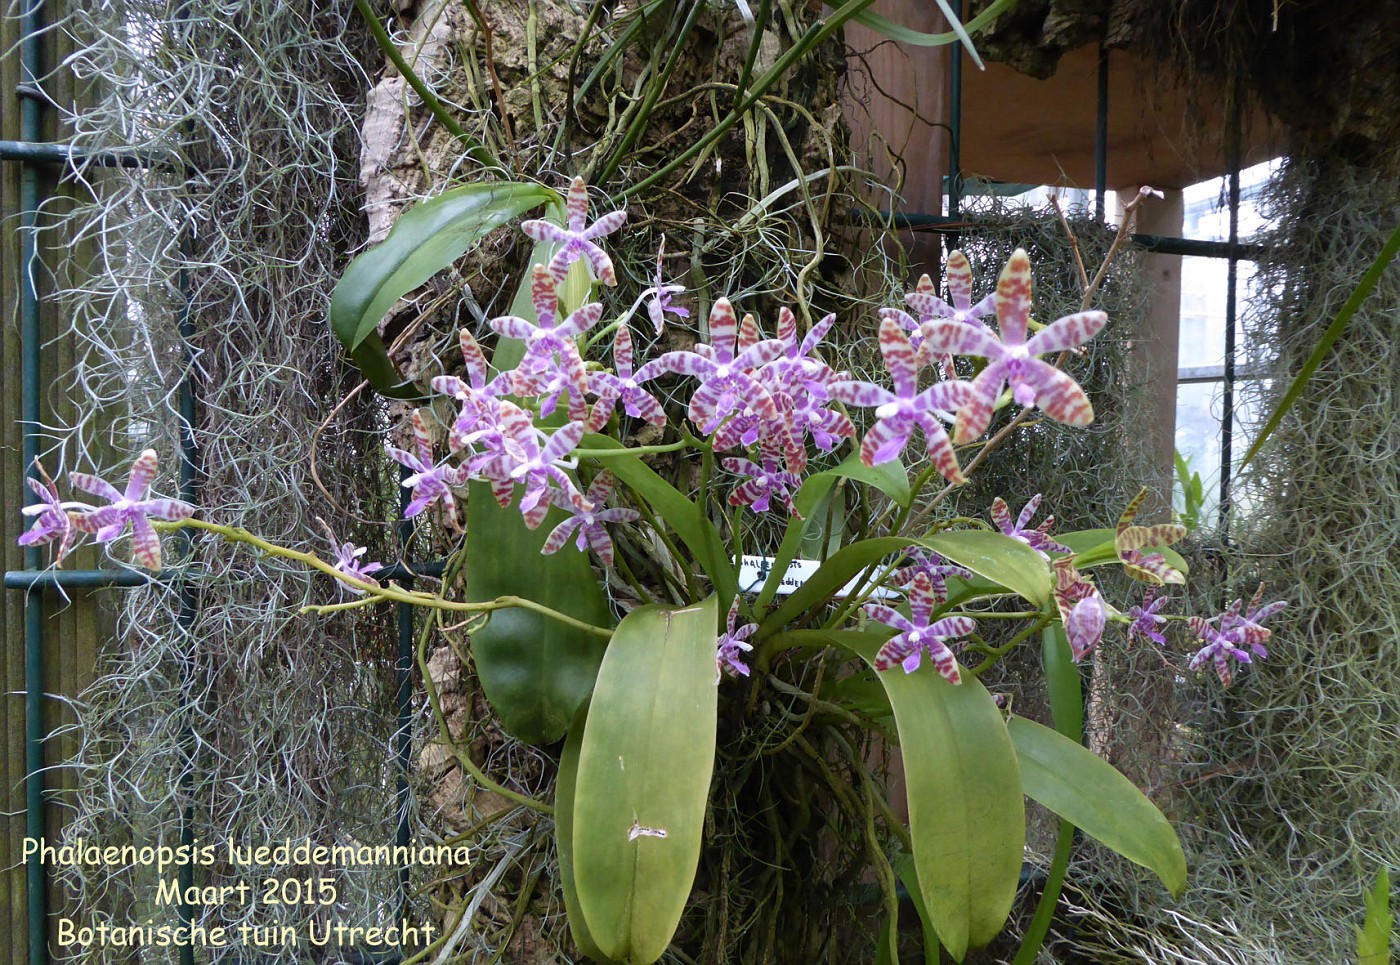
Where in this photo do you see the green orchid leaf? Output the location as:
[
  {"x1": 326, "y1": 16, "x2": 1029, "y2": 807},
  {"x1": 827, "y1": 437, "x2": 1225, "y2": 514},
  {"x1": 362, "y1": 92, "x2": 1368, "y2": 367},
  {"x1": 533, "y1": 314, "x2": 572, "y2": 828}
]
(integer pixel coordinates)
[
  {"x1": 573, "y1": 597, "x2": 719, "y2": 964},
  {"x1": 466, "y1": 486, "x2": 612, "y2": 745},
  {"x1": 1009, "y1": 716, "x2": 1186, "y2": 897},
  {"x1": 822, "y1": 628, "x2": 1024, "y2": 960},
  {"x1": 757, "y1": 531, "x2": 1049, "y2": 637},
  {"x1": 329, "y1": 181, "x2": 556, "y2": 394},
  {"x1": 556, "y1": 702, "x2": 616, "y2": 963},
  {"x1": 826, "y1": 450, "x2": 912, "y2": 506}
]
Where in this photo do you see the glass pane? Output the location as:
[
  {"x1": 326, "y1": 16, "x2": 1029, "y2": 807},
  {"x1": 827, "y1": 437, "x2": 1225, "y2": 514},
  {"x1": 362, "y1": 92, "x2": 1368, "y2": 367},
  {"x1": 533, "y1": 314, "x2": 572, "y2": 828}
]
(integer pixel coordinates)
[
  {"x1": 1180, "y1": 158, "x2": 1283, "y2": 243},
  {"x1": 1174, "y1": 379, "x2": 1266, "y2": 530}
]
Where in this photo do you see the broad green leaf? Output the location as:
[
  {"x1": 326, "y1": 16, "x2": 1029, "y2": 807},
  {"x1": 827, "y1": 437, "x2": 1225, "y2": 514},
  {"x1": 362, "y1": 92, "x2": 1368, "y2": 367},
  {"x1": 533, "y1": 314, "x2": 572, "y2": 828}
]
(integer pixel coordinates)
[
  {"x1": 1057, "y1": 528, "x2": 1190, "y2": 577},
  {"x1": 573, "y1": 598, "x2": 719, "y2": 964},
  {"x1": 828, "y1": 628, "x2": 1024, "y2": 960},
  {"x1": 556, "y1": 702, "x2": 615, "y2": 963},
  {"x1": 1358, "y1": 867, "x2": 1392, "y2": 965},
  {"x1": 1042, "y1": 622, "x2": 1083, "y2": 741},
  {"x1": 757, "y1": 531, "x2": 1049, "y2": 637},
  {"x1": 1009, "y1": 716, "x2": 1186, "y2": 897},
  {"x1": 466, "y1": 486, "x2": 612, "y2": 744},
  {"x1": 1241, "y1": 219, "x2": 1400, "y2": 472},
  {"x1": 827, "y1": 451, "x2": 912, "y2": 506},
  {"x1": 578, "y1": 434, "x2": 737, "y2": 613},
  {"x1": 329, "y1": 181, "x2": 556, "y2": 394}
]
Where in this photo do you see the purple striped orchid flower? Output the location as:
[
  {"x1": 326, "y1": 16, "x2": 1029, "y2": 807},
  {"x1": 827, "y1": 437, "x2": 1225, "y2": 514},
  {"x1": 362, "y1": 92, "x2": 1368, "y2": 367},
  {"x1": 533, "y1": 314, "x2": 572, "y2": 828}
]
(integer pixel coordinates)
[
  {"x1": 489, "y1": 265, "x2": 599, "y2": 419},
  {"x1": 432, "y1": 329, "x2": 510, "y2": 453},
  {"x1": 645, "y1": 234, "x2": 688, "y2": 334},
  {"x1": 586, "y1": 322, "x2": 666, "y2": 431},
  {"x1": 829, "y1": 318, "x2": 973, "y2": 483},
  {"x1": 69, "y1": 449, "x2": 196, "y2": 570},
  {"x1": 716, "y1": 598, "x2": 757, "y2": 682},
  {"x1": 388, "y1": 410, "x2": 465, "y2": 526},
  {"x1": 633, "y1": 298, "x2": 786, "y2": 434},
  {"x1": 18, "y1": 461, "x2": 86, "y2": 565},
  {"x1": 1189, "y1": 583, "x2": 1287, "y2": 684},
  {"x1": 320, "y1": 520, "x2": 384, "y2": 595},
  {"x1": 866, "y1": 571, "x2": 977, "y2": 683},
  {"x1": 905, "y1": 250, "x2": 996, "y2": 329},
  {"x1": 521, "y1": 176, "x2": 626, "y2": 285},
  {"x1": 890, "y1": 550, "x2": 972, "y2": 605},
  {"x1": 467, "y1": 401, "x2": 588, "y2": 527},
  {"x1": 918, "y1": 249, "x2": 1107, "y2": 443},
  {"x1": 722, "y1": 454, "x2": 801, "y2": 516},
  {"x1": 991, "y1": 493, "x2": 1070, "y2": 558},
  {"x1": 1126, "y1": 588, "x2": 1170, "y2": 646},
  {"x1": 541, "y1": 472, "x2": 639, "y2": 565},
  {"x1": 1052, "y1": 557, "x2": 1108, "y2": 661}
]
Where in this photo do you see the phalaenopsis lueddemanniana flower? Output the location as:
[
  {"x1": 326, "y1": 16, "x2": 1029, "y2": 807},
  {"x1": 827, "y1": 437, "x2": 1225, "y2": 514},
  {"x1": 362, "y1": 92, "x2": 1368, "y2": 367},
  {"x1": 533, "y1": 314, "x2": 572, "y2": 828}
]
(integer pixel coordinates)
[
  {"x1": 1052, "y1": 556, "x2": 1109, "y2": 661},
  {"x1": 18, "y1": 460, "x2": 83, "y2": 565},
  {"x1": 865, "y1": 571, "x2": 977, "y2": 683},
  {"x1": 1188, "y1": 584, "x2": 1287, "y2": 686},
  {"x1": 465, "y1": 402, "x2": 589, "y2": 529},
  {"x1": 520, "y1": 175, "x2": 626, "y2": 285},
  {"x1": 829, "y1": 319, "x2": 973, "y2": 483},
  {"x1": 918, "y1": 248, "x2": 1107, "y2": 444},
  {"x1": 68, "y1": 449, "x2": 196, "y2": 570},
  {"x1": 1126, "y1": 588, "x2": 1170, "y2": 646},
  {"x1": 319, "y1": 519, "x2": 384, "y2": 595},
  {"x1": 715, "y1": 598, "x2": 757, "y2": 682},
  {"x1": 432, "y1": 329, "x2": 511, "y2": 453},
  {"x1": 991, "y1": 493, "x2": 1070, "y2": 559},
  {"x1": 541, "y1": 472, "x2": 639, "y2": 566},
  {"x1": 586, "y1": 321, "x2": 666, "y2": 431},
  {"x1": 722, "y1": 455, "x2": 801, "y2": 517},
  {"x1": 387, "y1": 409, "x2": 468, "y2": 526},
  {"x1": 489, "y1": 265, "x2": 601, "y2": 421},
  {"x1": 889, "y1": 550, "x2": 972, "y2": 605}
]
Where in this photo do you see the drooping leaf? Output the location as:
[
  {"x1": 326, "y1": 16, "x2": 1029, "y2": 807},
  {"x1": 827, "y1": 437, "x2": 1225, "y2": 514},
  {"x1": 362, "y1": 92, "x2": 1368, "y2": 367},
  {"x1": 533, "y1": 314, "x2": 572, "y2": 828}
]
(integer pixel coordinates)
[
  {"x1": 556, "y1": 702, "x2": 616, "y2": 963},
  {"x1": 329, "y1": 181, "x2": 557, "y2": 395},
  {"x1": 825, "y1": 628, "x2": 1024, "y2": 960},
  {"x1": 1009, "y1": 716, "x2": 1186, "y2": 897},
  {"x1": 466, "y1": 486, "x2": 612, "y2": 745},
  {"x1": 573, "y1": 598, "x2": 719, "y2": 964},
  {"x1": 832, "y1": 0, "x2": 1022, "y2": 66},
  {"x1": 1357, "y1": 866, "x2": 1393, "y2": 965}
]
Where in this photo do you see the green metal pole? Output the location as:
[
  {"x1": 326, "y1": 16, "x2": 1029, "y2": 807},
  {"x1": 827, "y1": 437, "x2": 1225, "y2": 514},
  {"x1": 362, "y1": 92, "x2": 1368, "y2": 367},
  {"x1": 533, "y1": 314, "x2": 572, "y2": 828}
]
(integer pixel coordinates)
[{"x1": 19, "y1": 0, "x2": 49, "y2": 960}]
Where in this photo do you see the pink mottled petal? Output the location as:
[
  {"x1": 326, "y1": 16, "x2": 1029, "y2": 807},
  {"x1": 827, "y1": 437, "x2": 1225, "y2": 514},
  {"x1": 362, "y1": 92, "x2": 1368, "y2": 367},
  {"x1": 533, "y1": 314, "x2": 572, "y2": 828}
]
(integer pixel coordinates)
[
  {"x1": 521, "y1": 496, "x2": 550, "y2": 530},
  {"x1": 141, "y1": 499, "x2": 196, "y2": 521},
  {"x1": 864, "y1": 603, "x2": 916, "y2": 635},
  {"x1": 918, "y1": 417, "x2": 965, "y2": 484},
  {"x1": 929, "y1": 615, "x2": 976, "y2": 640},
  {"x1": 490, "y1": 315, "x2": 537, "y2": 341},
  {"x1": 541, "y1": 421, "x2": 586, "y2": 464},
  {"x1": 130, "y1": 513, "x2": 162, "y2": 571},
  {"x1": 994, "y1": 249, "x2": 1034, "y2": 345},
  {"x1": 613, "y1": 323, "x2": 635, "y2": 373},
  {"x1": 860, "y1": 418, "x2": 911, "y2": 467},
  {"x1": 520, "y1": 220, "x2": 569, "y2": 244},
  {"x1": 125, "y1": 450, "x2": 159, "y2": 500},
  {"x1": 585, "y1": 523, "x2": 617, "y2": 565},
  {"x1": 918, "y1": 319, "x2": 1003, "y2": 357},
  {"x1": 460, "y1": 329, "x2": 490, "y2": 388},
  {"x1": 734, "y1": 339, "x2": 788, "y2": 371},
  {"x1": 874, "y1": 635, "x2": 915, "y2": 673},
  {"x1": 777, "y1": 306, "x2": 797, "y2": 343},
  {"x1": 707, "y1": 299, "x2": 738, "y2": 361},
  {"x1": 905, "y1": 291, "x2": 958, "y2": 321},
  {"x1": 1031, "y1": 363, "x2": 1095, "y2": 426},
  {"x1": 1025, "y1": 311, "x2": 1108, "y2": 356},
  {"x1": 558, "y1": 302, "x2": 603, "y2": 340},
  {"x1": 583, "y1": 241, "x2": 619, "y2": 286},
  {"x1": 801, "y1": 313, "x2": 837, "y2": 356},
  {"x1": 953, "y1": 364, "x2": 1005, "y2": 444},
  {"x1": 583, "y1": 209, "x2": 627, "y2": 240},
  {"x1": 565, "y1": 176, "x2": 589, "y2": 230},
  {"x1": 1016, "y1": 493, "x2": 1043, "y2": 530},
  {"x1": 1066, "y1": 596, "x2": 1106, "y2": 660},
  {"x1": 878, "y1": 318, "x2": 918, "y2": 397},
  {"x1": 828, "y1": 379, "x2": 895, "y2": 408},
  {"x1": 529, "y1": 265, "x2": 559, "y2": 326},
  {"x1": 946, "y1": 250, "x2": 974, "y2": 307},
  {"x1": 69, "y1": 472, "x2": 123, "y2": 503},
  {"x1": 907, "y1": 572, "x2": 935, "y2": 625},
  {"x1": 628, "y1": 390, "x2": 667, "y2": 426},
  {"x1": 431, "y1": 375, "x2": 470, "y2": 399},
  {"x1": 926, "y1": 639, "x2": 962, "y2": 684},
  {"x1": 490, "y1": 476, "x2": 514, "y2": 507},
  {"x1": 542, "y1": 517, "x2": 581, "y2": 555},
  {"x1": 411, "y1": 410, "x2": 435, "y2": 465}
]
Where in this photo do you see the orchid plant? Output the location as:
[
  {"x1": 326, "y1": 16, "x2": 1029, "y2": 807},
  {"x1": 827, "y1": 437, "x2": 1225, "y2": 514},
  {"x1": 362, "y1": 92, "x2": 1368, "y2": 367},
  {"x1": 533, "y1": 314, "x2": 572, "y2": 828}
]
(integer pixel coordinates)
[{"x1": 21, "y1": 176, "x2": 1287, "y2": 964}]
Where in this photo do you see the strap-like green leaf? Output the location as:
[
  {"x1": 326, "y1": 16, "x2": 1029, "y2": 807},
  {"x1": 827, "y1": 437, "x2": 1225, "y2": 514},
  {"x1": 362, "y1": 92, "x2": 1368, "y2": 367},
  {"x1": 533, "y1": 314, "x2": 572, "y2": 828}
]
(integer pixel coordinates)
[
  {"x1": 329, "y1": 181, "x2": 556, "y2": 394},
  {"x1": 757, "y1": 530, "x2": 1050, "y2": 637},
  {"x1": 556, "y1": 702, "x2": 616, "y2": 962},
  {"x1": 466, "y1": 485, "x2": 613, "y2": 745},
  {"x1": 1008, "y1": 716, "x2": 1186, "y2": 897},
  {"x1": 823, "y1": 628, "x2": 1024, "y2": 960},
  {"x1": 840, "y1": 0, "x2": 1019, "y2": 65},
  {"x1": 573, "y1": 598, "x2": 719, "y2": 964}
]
